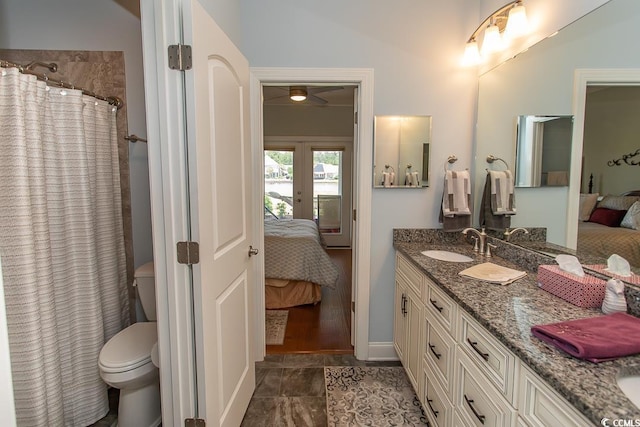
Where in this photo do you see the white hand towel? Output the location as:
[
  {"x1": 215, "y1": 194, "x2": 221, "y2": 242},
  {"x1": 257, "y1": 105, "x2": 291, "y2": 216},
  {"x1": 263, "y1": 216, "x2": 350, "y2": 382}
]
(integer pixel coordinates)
[
  {"x1": 489, "y1": 170, "x2": 516, "y2": 215},
  {"x1": 442, "y1": 170, "x2": 471, "y2": 217}
]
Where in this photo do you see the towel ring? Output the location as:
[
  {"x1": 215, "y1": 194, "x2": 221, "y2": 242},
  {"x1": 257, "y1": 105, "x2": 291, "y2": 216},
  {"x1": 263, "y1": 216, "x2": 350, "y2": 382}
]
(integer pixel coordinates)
[
  {"x1": 444, "y1": 155, "x2": 458, "y2": 172},
  {"x1": 486, "y1": 154, "x2": 509, "y2": 170}
]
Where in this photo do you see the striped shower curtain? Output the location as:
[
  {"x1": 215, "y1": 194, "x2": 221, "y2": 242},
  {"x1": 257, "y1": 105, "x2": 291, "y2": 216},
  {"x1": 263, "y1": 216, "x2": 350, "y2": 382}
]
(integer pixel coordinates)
[{"x1": 0, "y1": 67, "x2": 129, "y2": 426}]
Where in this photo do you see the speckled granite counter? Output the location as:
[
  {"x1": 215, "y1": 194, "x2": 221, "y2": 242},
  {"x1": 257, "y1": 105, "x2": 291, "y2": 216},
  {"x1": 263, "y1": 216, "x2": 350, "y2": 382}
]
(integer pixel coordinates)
[{"x1": 393, "y1": 230, "x2": 640, "y2": 425}]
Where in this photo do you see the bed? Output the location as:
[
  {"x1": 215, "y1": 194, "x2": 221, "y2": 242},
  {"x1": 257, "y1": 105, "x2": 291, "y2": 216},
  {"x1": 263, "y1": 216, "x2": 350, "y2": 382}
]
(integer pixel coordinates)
[
  {"x1": 264, "y1": 218, "x2": 339, "y2": 309},
  {"x1": 577, "y1": 191, "x2": 640, "y2": 267}
]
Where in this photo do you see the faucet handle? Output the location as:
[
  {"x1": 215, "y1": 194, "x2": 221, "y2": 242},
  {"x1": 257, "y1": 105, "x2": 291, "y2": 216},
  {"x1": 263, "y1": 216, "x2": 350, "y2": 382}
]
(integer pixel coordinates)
[
  {"x1": 471, "y1": 236, "x2": 479, "y2": 252},
  {"x1": 485, "y1": 243, "x2": 497, "y2": 258}
]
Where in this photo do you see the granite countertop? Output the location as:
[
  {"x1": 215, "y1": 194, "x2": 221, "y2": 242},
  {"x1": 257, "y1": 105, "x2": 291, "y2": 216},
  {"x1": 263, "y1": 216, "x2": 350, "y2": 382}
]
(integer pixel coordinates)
[{"x1": 394, "y1": 239, "x2": 640, "y2": 425}]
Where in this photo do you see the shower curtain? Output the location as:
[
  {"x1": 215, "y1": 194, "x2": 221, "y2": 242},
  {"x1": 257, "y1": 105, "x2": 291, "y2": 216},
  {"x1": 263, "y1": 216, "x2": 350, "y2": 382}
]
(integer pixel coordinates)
[{"x1": 0, "y1": 67, "x2": 129, "y2": 426}]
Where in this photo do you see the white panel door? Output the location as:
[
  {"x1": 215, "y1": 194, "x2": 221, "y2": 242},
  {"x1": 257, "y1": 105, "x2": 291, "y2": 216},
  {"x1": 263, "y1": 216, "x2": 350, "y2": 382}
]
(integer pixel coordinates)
[{"x1": 186, "y1": 0, "x2": 255, "y2": 425}]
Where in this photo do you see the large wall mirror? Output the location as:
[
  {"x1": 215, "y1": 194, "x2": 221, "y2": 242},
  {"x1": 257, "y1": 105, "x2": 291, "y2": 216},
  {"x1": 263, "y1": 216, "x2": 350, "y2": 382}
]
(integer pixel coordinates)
[
  {"x1": 373, "y1": 115, "x2": 431, "y2": 188},
  {"x1": 514, "y1": 115, "x2": 573, "y2": 188},
  {"x1": 474, "y1": 0, "x2": 640, "y2": 269}
]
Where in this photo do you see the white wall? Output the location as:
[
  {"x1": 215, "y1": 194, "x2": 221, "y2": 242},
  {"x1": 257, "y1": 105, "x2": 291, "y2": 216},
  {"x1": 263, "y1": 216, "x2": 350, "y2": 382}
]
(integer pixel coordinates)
[
  {"x1": 240, "y1": 0, "x2": 479, "y2": 342},
  {"x1": 0, "y1": 0, "x2": 153, "y2": 269},
  {"x1": 198, "y1": 0, "x2": 242, "y2": 49},
  {"x1": 475, "y1": 0, "x2": 640, "y2": 245},
  {"x1": 583, "y1": 87, "x2": 640, "y2": 195}
]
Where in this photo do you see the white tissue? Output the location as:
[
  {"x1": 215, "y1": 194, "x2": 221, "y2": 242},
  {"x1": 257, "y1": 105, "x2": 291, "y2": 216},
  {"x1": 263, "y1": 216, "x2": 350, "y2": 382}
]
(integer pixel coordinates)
[
  {"x1": 383, "y1": 172, "x2": 391, "y2": 187},
  {"x1": 605, "y1": 254, "x2": 631, "y2": 277},
  {"x1": 555, "y1": 254, "x2": 585, "y2": 277},
  {"x1": 602, "y1": 278, "x2": 627, "y2": 314}
]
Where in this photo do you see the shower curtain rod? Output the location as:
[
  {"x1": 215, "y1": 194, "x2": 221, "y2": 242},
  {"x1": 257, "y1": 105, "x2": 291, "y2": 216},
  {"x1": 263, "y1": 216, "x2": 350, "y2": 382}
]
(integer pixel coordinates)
[{"x1": 0, "y1": 59, "x2": 124, "y2": 109}]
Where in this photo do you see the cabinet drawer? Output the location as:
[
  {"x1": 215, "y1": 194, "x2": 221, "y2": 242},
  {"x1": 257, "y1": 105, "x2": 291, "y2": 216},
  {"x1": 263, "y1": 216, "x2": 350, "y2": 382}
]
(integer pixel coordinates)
[
  {"x1": 422, "y1": 361, "x2": 453, "y2": 427},
  {"x1": 458, "y1": 311, "x2": 517, "y2": 403},
  {"x1": 423, "y1": 310, "x2": 456, "y2": 397},
  {"x1": 455, "y1": 349, "x2": 516, "y2": 427},
  {"x1": 397, "y1": 253, "x2": 423, "y2": 298},
  {"x1": 424, "y1": 278, "x2": 456, "y2": 334},
  {"x1": 518, "y1": 363, "x2": 592, "y2": 427}
]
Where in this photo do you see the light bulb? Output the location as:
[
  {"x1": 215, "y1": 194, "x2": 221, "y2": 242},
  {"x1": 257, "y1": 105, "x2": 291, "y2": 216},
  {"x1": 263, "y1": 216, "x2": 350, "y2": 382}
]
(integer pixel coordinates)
[
  {"x1": 481, "y1": 23, "x2": 502, "y2": 55},
  {"x1": 462, "y1": 40, "x2": 482, "y2": 66},
  {"x1": 505, "y1": 3, "x2": 529, "y2": 39}
]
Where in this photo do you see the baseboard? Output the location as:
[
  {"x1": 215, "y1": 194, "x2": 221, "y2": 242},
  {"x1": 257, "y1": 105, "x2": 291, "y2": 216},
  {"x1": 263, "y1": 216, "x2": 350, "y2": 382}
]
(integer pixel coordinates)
[{"x1": 367, "y1": 342, "x2": 399, "y2": 361}]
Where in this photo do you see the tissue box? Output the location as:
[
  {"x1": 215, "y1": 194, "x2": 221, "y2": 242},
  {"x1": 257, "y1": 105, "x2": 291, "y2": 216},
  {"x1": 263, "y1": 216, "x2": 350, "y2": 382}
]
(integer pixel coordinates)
[{"x1": 537, "y1": 265, "x2": 607, "y2": 308}]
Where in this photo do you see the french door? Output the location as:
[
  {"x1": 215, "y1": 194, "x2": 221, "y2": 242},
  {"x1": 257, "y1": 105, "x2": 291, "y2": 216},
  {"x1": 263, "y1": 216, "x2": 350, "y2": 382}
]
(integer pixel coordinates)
[{"x1": 264, "y1": 139, "x2": 352, "y2": 247}]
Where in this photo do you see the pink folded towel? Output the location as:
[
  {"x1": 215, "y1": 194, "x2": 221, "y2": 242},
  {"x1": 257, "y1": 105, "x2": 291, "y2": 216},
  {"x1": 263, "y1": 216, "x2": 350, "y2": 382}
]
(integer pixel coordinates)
[{"x1": 531, "y1": 312, "x2": 640, "y2": 363}]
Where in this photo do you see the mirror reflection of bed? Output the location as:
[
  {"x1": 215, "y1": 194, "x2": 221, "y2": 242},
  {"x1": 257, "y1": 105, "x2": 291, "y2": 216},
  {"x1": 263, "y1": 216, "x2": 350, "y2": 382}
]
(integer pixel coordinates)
[
  {"x1": 577, "y1": 191, "x2": 640, "y2": 268},
  {"x1": 264, "y1": 216, "x2": 352, "y2": 353}
]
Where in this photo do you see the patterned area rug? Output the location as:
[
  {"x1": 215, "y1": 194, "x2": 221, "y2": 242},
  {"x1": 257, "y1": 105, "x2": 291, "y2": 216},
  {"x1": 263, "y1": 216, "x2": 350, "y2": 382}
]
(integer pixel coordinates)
[
  {"x1": 325, "y1": 366, "x2": 428, "y2": 426},
  {"x1": 265, "y1": 310, "x2": 288, "y2": 345}
]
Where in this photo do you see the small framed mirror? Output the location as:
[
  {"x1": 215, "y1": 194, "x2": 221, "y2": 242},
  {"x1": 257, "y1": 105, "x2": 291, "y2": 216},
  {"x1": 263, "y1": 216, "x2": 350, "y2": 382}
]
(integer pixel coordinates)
[
  {"x1": 514, "y1": 115, "x2": 573, "y2": 188},
  {"x1": 373, "y1": 115, "x2": 432, "y2": 188}
]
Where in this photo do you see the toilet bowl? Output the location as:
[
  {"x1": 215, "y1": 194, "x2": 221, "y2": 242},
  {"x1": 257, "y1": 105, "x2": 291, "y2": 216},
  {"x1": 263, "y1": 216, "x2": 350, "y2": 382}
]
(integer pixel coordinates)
[{"x1": 99, "y1": 262, "x2": 160, "y2": 427}]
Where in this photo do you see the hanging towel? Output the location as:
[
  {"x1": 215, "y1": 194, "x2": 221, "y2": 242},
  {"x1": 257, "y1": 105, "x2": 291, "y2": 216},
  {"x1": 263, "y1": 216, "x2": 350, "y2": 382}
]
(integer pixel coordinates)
[
  {"x1": 442, "y1": 170, "x2": 471, "y2": 217},
  {"x1": 439, "y1": 170, "x2": 472, "y2": 231},
  {"x1": 479, "y1": 172, "x2": 511, "y2": 231},
  {"x1": 531, "y1": 312, "x2": 640, "y2": 363},
  {"x1": 489, "y1": 170, "x2": 516, "y2": 215}
]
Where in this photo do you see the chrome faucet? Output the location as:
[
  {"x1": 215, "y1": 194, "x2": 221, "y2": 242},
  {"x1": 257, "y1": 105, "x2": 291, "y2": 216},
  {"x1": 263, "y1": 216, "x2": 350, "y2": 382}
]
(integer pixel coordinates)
[
  {"x1": 462, "y1": 227, "x2": 487, "y2": 255},
  {"x1": 504, "y1": 227, "x2": 529, "y2": 242}
]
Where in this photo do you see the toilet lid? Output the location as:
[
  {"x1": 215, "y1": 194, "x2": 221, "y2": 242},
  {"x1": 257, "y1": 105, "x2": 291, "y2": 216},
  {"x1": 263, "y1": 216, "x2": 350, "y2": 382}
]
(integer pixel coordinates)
[{"x1": 99, "y1": 322, "x2": 157, "y2": 373}]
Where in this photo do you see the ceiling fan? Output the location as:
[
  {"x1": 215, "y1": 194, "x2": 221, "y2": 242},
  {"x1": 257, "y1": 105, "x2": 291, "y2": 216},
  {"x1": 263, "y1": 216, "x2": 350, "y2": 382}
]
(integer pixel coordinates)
[{"x1": 263, "y1": 85, "x2": 345, "y2": 105}]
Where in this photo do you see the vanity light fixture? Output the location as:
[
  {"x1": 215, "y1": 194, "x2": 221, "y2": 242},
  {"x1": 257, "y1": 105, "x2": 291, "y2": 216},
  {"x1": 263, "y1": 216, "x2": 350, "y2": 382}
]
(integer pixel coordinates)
[
  {"x1": 289, "y1": 86, "x2": 307, "y2": 102},
  {"x1": 462, "y1": 0, "x2": 529, "y2": 66}
]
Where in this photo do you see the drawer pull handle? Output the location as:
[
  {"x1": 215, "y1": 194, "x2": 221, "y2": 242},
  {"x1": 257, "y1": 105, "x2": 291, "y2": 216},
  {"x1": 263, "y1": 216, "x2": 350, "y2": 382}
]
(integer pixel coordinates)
[
  {"x1": 428, "y1": 343, "x2": 441, "y2": 360},
  {"x1": 401, "y1": 294, "x2": 407, "y2": 316},
  {"x1": 429, "y1": 298, "x2": 443, "y2": 312},
  {"x1": 467, "y1": 338, "x2": 489, "y2": 361},
  {"x1": 427, "y1": 398, "x2": 439, "y2": 418},
  {"x1": 464, "y1": 394, "x2": 486, "y2": 425}
]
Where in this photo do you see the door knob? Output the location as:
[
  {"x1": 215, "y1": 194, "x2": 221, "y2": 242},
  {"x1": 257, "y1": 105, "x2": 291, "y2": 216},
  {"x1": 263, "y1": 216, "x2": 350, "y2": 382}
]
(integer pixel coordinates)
[{"x1": 248, "y1": 246, "x2": 259, "y2": 257}]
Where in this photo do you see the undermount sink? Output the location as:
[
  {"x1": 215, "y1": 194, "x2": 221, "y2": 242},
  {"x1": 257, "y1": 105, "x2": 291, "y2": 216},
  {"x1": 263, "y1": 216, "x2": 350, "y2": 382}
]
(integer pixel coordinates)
[
  {"x1": 421, "y1": 250, "x2": 473, "y2": 263},
  {"x1": 617, "y1": 371, "x2": 640, "y2": 409}
]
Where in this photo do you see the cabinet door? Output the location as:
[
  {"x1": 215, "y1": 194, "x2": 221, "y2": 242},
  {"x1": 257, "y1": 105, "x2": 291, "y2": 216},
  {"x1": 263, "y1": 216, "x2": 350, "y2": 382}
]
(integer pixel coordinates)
[
  {"x1": 518, "y1": 363, "x2": 592, "y2": 427},
  {"x1": 405, "y1": 288, "x2": 422, "y2": 390},
  {"x1": 394, "y1": 276, "x2": 408, "y2": 362},
  {"x1": 455, "y1": 349, "x2": 516, "y2": 427}
]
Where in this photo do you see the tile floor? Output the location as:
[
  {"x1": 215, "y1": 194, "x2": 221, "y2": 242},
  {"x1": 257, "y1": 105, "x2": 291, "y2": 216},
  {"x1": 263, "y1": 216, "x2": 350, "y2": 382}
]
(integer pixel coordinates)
[{"x1": 240, "y1": 354, "x2": 401, "y2": 427}]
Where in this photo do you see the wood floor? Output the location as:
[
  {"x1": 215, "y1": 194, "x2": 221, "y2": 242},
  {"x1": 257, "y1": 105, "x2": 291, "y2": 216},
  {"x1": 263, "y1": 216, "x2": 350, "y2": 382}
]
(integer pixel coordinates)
[{"x1": 266, "y1": 249, "x2": 353, "y2": 354}]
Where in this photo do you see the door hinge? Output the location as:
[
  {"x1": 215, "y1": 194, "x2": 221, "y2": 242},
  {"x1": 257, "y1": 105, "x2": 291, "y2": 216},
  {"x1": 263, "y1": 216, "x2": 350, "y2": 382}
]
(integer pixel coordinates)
[
  {"x1": 185, "y1": 418, "x2": 205, "y2": 427},
  {"x1": 177, "y1": 241, "x2": 200, "y2": 265},
  {"x1": 351, "y1": 301, "x2": 355, "y2": 312},
  {"x1": 353, "y1": 209, "x2": 357, "y2": 221},
  {"x1": 168, "y1": 44, "x2": 193, "y2": 71},
  {"x1": 354, "y1": 111, "x2": 358, "y2": 124}
]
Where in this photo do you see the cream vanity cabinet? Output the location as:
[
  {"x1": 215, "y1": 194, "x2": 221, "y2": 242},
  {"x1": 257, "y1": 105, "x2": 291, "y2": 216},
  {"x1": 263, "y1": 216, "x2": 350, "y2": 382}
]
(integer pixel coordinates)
[
  {"x1": 394, "y1": 252, "x2": 594, "y2": 427},
  {"x1": 394, "y1": 253, "x2": 423, "y2": 391}
]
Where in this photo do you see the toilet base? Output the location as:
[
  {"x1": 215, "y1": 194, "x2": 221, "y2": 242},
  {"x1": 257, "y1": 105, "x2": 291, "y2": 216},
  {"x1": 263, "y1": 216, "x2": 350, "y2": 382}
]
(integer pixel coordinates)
[{"x1": 117, "y1": 379, "x2": 161, "y2": 427}]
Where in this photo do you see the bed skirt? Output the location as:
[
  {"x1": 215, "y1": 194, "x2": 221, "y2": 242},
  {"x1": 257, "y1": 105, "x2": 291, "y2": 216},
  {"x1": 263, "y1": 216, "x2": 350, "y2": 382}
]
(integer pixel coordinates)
[{"x1": 265, "y1": 278, "x2": 322, "y2": 309}]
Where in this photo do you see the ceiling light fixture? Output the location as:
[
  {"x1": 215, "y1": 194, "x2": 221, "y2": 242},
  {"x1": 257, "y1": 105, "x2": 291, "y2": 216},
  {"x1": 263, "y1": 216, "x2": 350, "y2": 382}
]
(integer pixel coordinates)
[
  {"x1": 289, "y1": 86, "x2": 307, "y2": 102},
  {"x1": 462, "y1": 0, "x2": 529, "y2": 66}
]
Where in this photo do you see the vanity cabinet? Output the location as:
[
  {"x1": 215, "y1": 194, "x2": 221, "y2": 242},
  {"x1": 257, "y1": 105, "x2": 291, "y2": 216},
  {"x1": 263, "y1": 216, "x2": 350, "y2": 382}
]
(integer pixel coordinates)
[
  {"x1": 394, "y1": 253, "x2": 423, "y2": 391},
  {"x1": 394, "y1": 252, "x2": 595, "y2": 427}
]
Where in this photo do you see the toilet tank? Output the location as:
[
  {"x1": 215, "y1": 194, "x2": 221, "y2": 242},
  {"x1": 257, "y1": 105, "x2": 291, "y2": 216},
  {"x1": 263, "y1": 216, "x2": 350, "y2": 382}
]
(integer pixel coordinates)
[{"x1": 135, "y1": 262, "x2": 156, "y2": 321}]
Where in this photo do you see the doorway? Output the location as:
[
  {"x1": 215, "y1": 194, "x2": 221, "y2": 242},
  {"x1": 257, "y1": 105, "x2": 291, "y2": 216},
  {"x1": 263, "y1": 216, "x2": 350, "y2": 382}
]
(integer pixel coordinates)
[
  {"x1": 251, "y1": 68, "x2": 374, "y2": 360},
  {"x1": 262, "y1": 84, "x2": 354, "y2": 353}
]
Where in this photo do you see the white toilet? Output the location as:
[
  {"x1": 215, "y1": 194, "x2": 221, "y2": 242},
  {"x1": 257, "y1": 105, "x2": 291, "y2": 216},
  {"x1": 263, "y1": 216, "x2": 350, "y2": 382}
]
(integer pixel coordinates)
[{"x1": 99, "y1": 262, "x2": 161, "y2": 427}]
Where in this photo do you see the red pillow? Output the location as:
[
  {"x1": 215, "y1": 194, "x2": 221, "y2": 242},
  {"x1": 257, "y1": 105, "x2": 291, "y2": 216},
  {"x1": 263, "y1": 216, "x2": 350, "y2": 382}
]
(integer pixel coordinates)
[{"x1": 588, "y1": 207, "x2": 627, "y2": 227}]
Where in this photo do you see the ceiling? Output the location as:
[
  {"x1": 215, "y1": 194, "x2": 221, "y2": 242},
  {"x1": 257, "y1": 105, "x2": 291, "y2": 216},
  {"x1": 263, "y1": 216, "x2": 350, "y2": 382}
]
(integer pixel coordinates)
[{"x1": 262, "y1": 85, "x2": 355, "y2": 107}]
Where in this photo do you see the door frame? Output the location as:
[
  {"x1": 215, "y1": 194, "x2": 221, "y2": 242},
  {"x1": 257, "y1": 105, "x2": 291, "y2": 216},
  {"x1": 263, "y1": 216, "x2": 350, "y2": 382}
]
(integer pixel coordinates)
[
  {"x1": 250, "y1": 68, "x2": 373, "y2": 360},
  {"x1": 567, "y1": 68, "x2": 640, "y2": 248}
]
